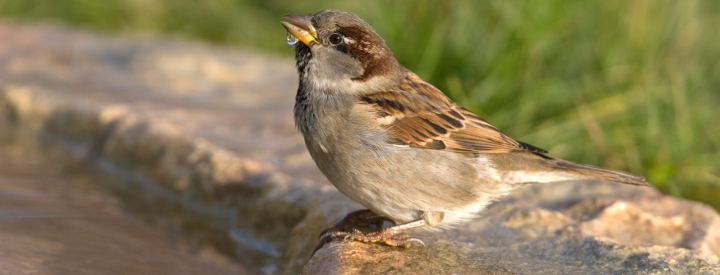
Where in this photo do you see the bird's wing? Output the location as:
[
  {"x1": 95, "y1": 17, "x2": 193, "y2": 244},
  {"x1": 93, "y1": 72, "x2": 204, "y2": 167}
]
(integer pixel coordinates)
[{"x1": 361, "y1": 72, "x2": 546, "y2": 154}]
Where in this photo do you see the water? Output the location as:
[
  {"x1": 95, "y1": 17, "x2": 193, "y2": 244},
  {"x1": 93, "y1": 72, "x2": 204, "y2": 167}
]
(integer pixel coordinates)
[{"x1": 286, "y1": 32, "x2": 299, "y2": 46}]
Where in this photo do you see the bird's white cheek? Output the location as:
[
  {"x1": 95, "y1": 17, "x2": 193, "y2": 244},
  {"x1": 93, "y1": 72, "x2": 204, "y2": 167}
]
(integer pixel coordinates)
[
  {"x1": 304, "y1": 53, "x2": 395, "y2": 95},
  {"x1": 308, "y1": 73, "x2": 354, "y2": 92},
  {"x1": 307, "y1": 73, "x2": 398, "y2": 96}
]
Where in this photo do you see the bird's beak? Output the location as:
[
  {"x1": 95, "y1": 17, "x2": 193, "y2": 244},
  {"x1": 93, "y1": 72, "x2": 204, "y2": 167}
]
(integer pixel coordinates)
[{"x1": 281, "y1": 14, "x2": 318, "y2": 46}]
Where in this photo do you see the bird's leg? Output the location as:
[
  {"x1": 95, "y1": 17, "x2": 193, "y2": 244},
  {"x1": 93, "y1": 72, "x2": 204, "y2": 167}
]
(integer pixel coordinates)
[
  {"x1": 325, "y1": 219, "x2": 427, "y2": 248},
  {"x1": 313, "y1": 209, "x2": 418, "y2": 254},
  {"x1": 319, "y1": 209, "x2": 392, "y2": 239},
  {"x1": 314, "y1": 209, "x2": 391, "y2": 254}
]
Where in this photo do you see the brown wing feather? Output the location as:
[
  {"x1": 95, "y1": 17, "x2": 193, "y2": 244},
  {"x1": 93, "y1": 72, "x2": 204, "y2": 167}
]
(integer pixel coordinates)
[{"x1": 361, "y1": 72, "x2": 543, "y2": 154}]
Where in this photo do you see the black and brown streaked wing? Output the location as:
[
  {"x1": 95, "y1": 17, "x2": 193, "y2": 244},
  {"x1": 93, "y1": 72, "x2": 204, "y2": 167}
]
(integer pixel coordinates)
[{"x1": 361, "y1": 72, "x2": 546, "y2": 154}]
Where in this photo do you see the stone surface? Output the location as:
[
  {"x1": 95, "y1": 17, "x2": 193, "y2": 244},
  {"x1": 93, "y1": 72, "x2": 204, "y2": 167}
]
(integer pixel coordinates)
[
  {"x1": 0, "y1": 127, "x2": 247, "y2": 274},
  {"x1": 0, "y1": 23, "x2": 719, "y2": 274},
  {"x1": 306, "y1": 182, "x2": 720, "y2": 274}
]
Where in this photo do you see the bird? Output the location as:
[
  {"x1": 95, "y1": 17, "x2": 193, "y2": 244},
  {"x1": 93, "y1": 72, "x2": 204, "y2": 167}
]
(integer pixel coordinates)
[{"x1": 281, "y1": 9, "x2": 648, "y2": 248}]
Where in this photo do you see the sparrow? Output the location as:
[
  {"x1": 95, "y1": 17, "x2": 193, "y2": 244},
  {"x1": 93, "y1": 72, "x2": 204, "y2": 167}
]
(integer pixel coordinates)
[{"x1": 281, "y1": 10, "x2": 648, "y2": 248}]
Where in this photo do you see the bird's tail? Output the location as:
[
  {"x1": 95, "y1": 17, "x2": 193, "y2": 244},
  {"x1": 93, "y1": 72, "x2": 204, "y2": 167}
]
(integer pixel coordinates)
[{"x1": 548, "y1": 158, "x2": 649, "y2": 186}]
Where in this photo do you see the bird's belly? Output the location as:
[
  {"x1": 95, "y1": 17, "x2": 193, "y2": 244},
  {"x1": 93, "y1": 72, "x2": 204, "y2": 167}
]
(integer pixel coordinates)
[{"x1": 306, "y1": 138, "x2": 507, "y2": 225}]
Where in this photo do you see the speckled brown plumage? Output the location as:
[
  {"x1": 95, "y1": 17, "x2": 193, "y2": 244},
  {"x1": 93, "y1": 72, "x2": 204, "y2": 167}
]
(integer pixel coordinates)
[
  {"x1": 361, "y1": 71, "x2": 542, "y2": 154},
  {"x1": 282, "y1": 9, "x2": 649, "y2": 249}
]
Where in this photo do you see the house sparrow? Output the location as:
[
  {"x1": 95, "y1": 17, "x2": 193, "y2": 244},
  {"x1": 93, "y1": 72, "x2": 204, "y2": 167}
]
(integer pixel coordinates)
[{"x1": 281, "y1": 10, "x2": 648, "y2": 248}]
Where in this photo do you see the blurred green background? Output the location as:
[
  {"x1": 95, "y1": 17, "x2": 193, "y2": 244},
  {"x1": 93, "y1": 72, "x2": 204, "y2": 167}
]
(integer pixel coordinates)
[{"x1": 1, "y1": 0, "x2": 718, "y2": 209}]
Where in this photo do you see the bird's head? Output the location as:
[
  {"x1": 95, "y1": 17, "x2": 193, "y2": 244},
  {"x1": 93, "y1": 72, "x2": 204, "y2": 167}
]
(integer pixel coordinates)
[{"x1": 281, "y1": 10, "x2": 401, "y2": 94}]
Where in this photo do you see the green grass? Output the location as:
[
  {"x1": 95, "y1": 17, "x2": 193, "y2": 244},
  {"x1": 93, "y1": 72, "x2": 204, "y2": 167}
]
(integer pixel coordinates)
[{"x1": 2, "y1": 0, "x2": 719, "y2": 209}]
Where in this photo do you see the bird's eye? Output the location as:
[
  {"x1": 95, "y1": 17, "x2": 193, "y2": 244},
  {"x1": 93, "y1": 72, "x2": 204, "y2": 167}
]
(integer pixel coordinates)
[{"x1": 329, "y1": 33, "x2": 343, "y2": 45}]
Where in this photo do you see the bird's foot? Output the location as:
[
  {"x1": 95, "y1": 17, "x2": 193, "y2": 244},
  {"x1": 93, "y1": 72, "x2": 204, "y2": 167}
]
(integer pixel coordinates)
[
  {"x1": 318, "y1": 209, "x2": 393, "y2": 238},
  {"x1": 327, "y1": 228, "x2": 425, "y2": 248},
  {"x1": 313, "y1": 209, "x2": 394, "y2": 255},
  {"x1": 314, "y1": 218, "x2": 427, "y2": 254}
]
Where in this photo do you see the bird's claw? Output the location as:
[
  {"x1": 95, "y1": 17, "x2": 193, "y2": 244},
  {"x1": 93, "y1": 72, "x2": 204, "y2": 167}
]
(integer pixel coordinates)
[
  {"x1": 313, "y1": 210, "x2": 426, "y2": 254},
  {"x1": 405, "y1": 237, "x2": 425, "y2": 247},
  {"x1": 329, "y1": 230, "x2": 424, "y2": 248}
]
